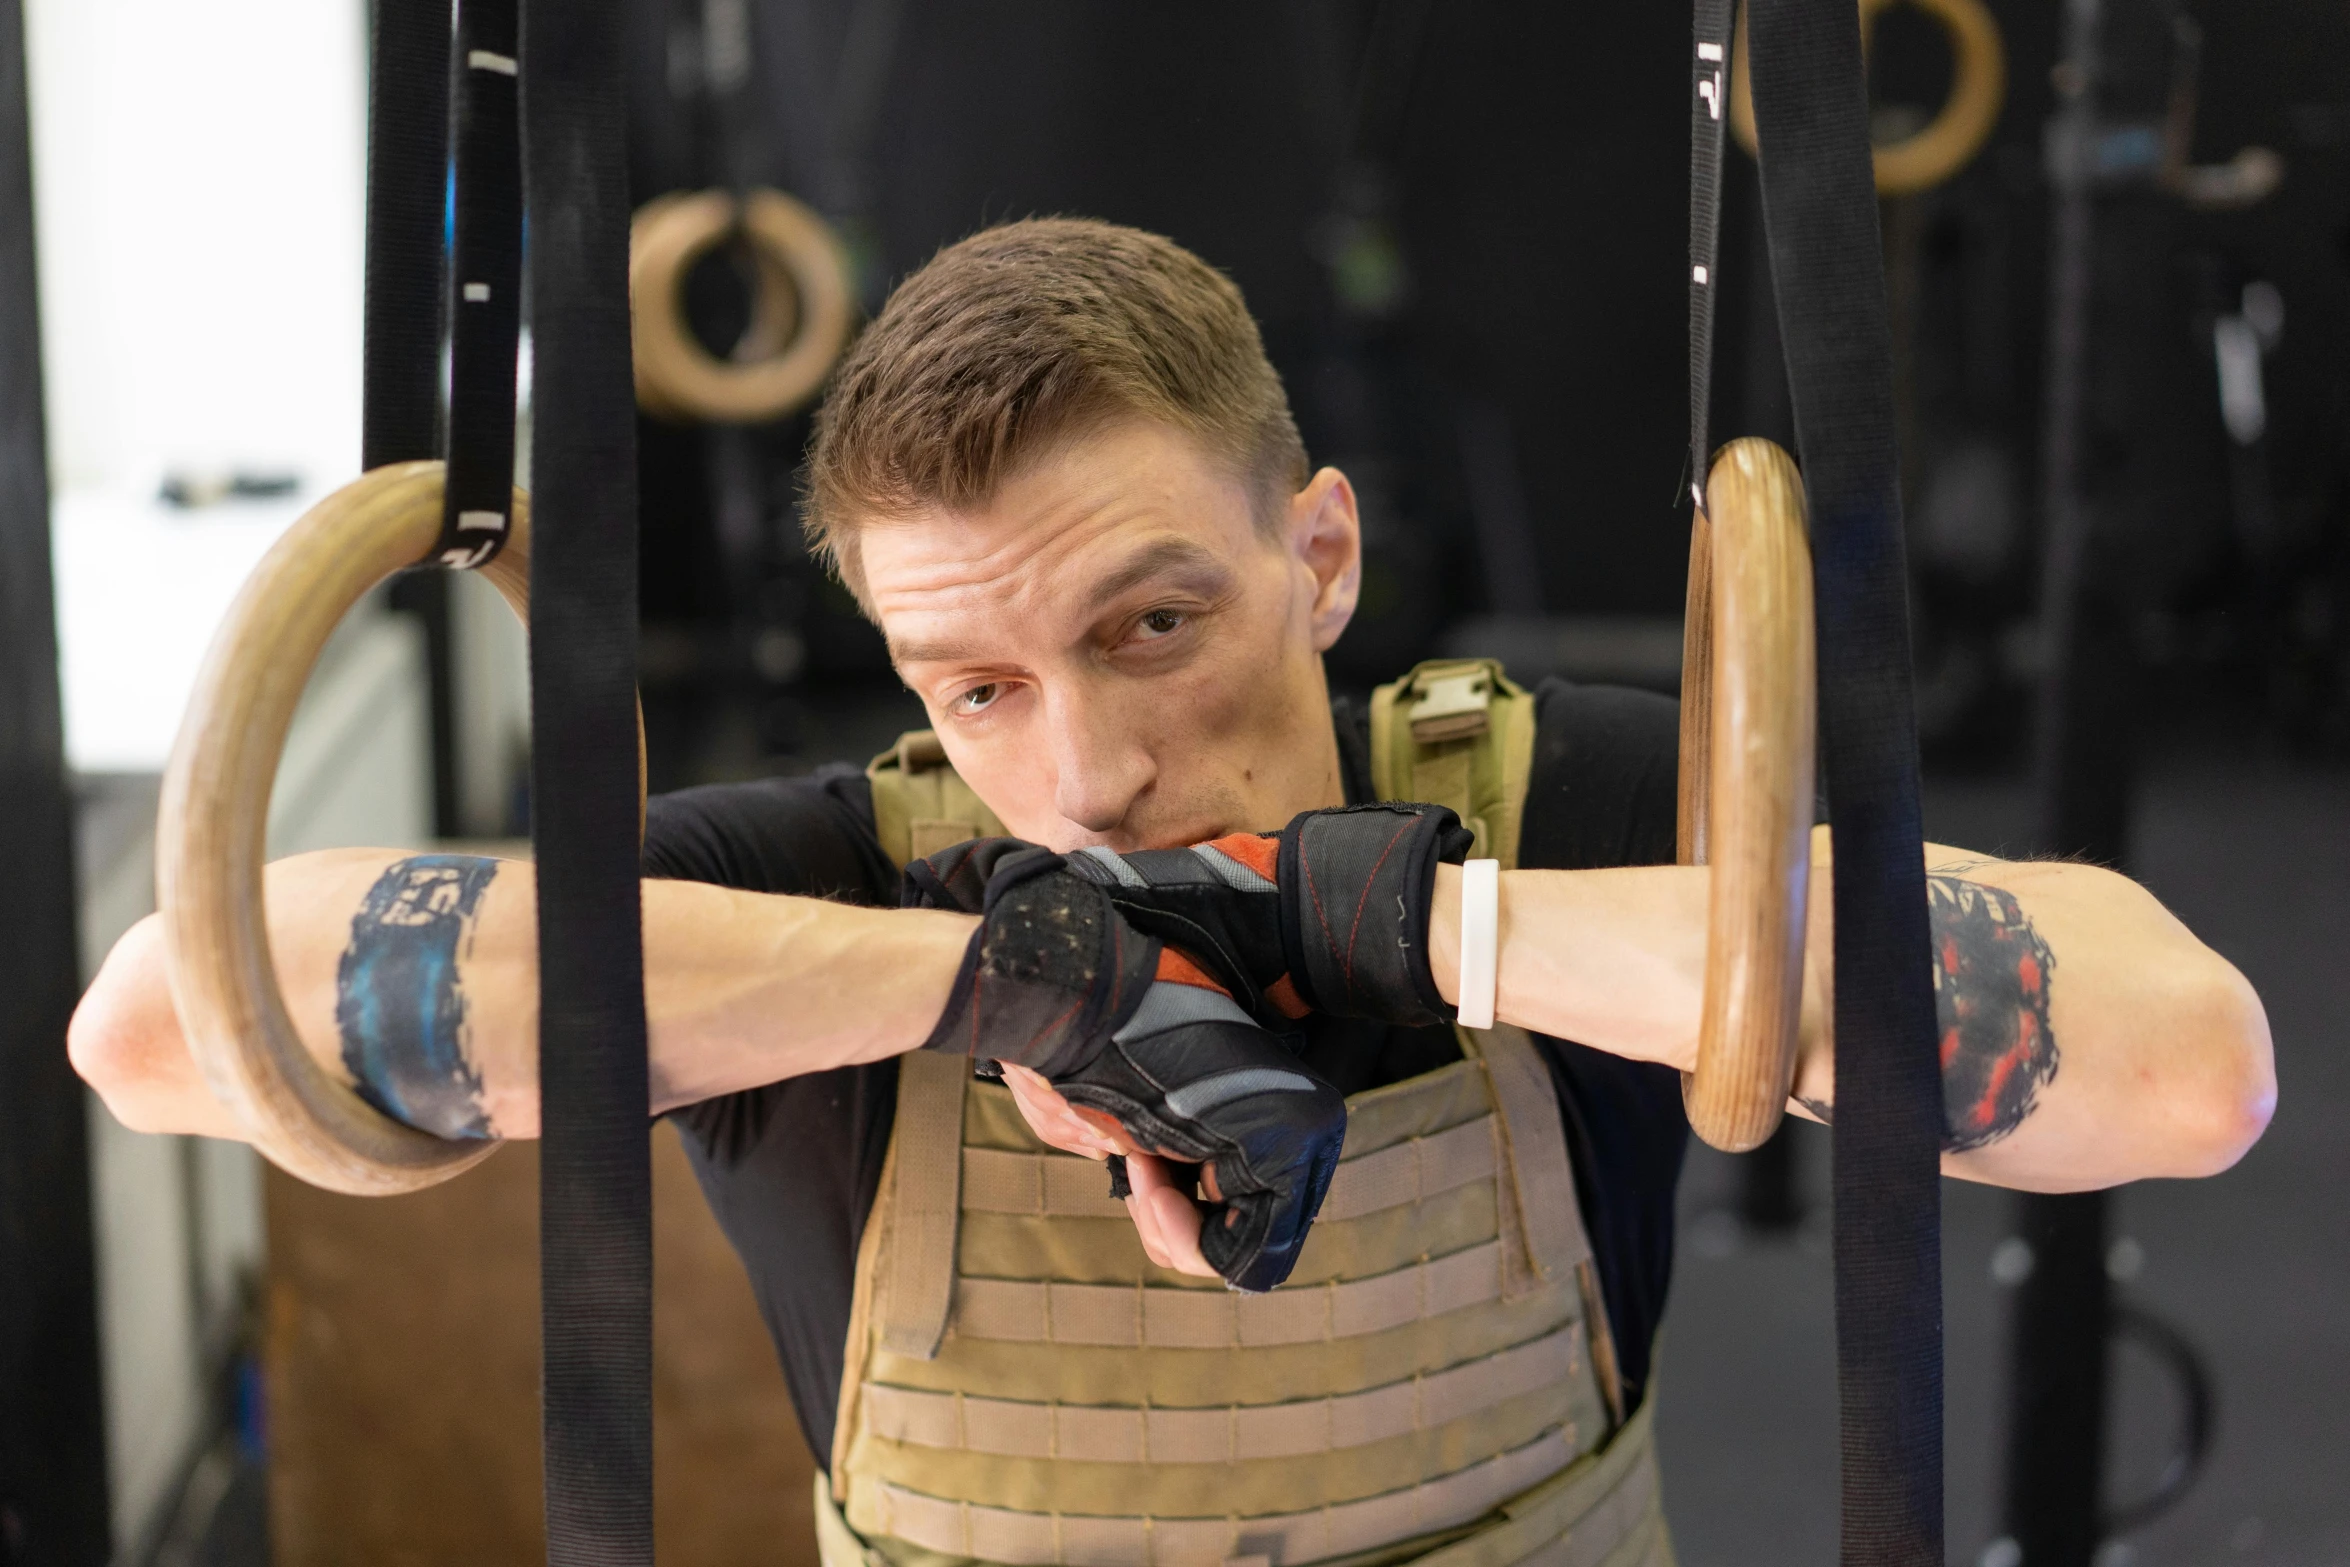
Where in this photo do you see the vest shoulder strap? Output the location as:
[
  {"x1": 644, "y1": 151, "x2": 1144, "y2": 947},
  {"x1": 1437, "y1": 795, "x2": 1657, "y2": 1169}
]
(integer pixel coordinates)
[
  {"x1": 865, "y1": 730, "x2": 1008, "y2": 870},
  {"x1": 1367, "y1": 658, "x2": 1537, "y2": 869},
  {"x1": 872, "y1": 659, "x2": 1536, "y2": 871}
]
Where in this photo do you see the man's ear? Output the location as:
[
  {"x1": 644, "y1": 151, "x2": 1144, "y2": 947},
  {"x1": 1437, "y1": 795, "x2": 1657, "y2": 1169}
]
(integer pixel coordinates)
[{"x1": 1288, "y1": 467, "x2": 1361, "y2": 652}]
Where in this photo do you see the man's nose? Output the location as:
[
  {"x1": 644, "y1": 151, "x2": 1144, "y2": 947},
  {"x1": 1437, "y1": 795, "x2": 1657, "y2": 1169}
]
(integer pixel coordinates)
[{"x1": 1046, "y1": 685, "x2": 1154, "y2": 836}]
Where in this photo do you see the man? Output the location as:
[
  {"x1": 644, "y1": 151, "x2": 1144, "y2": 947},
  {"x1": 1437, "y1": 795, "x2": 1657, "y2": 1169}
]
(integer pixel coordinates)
[{"x1": 72, "y1": 220, "x2": 2273, "y2": 1566}]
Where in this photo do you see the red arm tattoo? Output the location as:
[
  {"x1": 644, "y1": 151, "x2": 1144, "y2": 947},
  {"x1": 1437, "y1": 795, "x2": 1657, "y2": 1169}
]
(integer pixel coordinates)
[
  {"x1": 1929, "y1": 874, "x2": 2059, "y2": 1151},
  {"x1": 1797, "y1": 875, "x2": 2060, "y2": 1151}
]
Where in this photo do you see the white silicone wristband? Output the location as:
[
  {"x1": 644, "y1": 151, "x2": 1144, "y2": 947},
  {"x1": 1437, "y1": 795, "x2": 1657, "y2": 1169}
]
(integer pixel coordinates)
[{"x1": 1456, "y1": 858, "x2": 1501, "y2": 1030}]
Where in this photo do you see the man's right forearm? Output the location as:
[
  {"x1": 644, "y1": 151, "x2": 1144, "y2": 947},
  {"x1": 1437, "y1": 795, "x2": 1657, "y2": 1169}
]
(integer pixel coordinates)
[{"x1": 69, "y1": 848, "x2": 976, "y2": 1142}]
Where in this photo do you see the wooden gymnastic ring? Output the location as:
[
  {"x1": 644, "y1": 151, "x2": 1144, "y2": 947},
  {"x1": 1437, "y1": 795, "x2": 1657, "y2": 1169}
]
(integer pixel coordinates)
[
  {"x1": 1730, "y1": 0, "x2": 2006, "y2": 198},
  {"x1": 157, "y1": 461, "x2": 643, "y2": 1195},
  {"x1": 630, "y1": 187, "x2": 856, "y2": 424},
  {"x1": 1676, "y1": 439, "x2": 1817, "y2": 1153},
  {"x1": 630, "y1": 190, "x2": 807, "y2": 422}
]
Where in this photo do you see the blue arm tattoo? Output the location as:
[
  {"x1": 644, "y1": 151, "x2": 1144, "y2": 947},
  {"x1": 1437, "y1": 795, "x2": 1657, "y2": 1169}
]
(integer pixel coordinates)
[{"x1": 336, "y1": 856, "x2": 502, "y2": 1140}]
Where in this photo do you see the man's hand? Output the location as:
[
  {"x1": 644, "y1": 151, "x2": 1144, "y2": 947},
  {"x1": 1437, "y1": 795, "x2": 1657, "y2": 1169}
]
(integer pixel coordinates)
[
  {"x1": 1061, "y1": 803, "x2": 1475, "y2": 1027},
  {"x1": 906, "y1": 837, "x2": 1346, "y2": 1290},
  {"x1": 1002, "y1": 1063, "x2": 1229, "y2": 1278}
]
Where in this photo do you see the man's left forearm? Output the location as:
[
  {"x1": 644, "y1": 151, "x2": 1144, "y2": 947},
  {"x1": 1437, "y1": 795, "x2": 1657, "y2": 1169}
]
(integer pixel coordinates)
[{"x1": 1430, "y1": 830, "x2": 2276, "y2": 1190}]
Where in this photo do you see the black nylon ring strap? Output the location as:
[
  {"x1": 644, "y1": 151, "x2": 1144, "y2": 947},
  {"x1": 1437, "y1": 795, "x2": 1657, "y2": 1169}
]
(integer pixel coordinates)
[
  {"x1": 361, "y1": 0, "x2": 452, "y2": 471},
  {"x1": 1687, "y1": 0, "x2": 1734, "y2": 500},
  {"x1": 438, "y1": 0, "x2": 525, "y2": 569},
  {"x1": 1733, "y1": 3, "x2": 1946, "y2": 1564},
  {"x1": 519, "y1": 0, "x2": 654, "y2": 1557}
]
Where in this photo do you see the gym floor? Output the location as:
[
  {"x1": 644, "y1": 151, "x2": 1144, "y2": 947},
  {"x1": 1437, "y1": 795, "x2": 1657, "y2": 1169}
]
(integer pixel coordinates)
[{"x1": 1658, "y1": 747, "x2": 2350, "y2": 1567}]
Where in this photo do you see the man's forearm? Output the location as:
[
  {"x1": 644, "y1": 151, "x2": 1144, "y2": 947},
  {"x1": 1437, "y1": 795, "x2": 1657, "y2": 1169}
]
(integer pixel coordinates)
[
  {"x1": 1427, "y1": 859, "x2": 1711, "y2": 1071},
  {"x1": 71, "y1": 848, "x2": 976, "y2": 1141},
  {"x1": 1428, "y1": 833, "x2": 2274, "y2": 1190}
]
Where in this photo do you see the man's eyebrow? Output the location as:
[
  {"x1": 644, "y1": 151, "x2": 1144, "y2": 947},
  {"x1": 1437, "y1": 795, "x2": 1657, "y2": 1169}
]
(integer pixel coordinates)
[
  {"x1": 888, "y1": 538, "x2": 1233, "y2": 667},
  {"x1": 890, "y1": 635, "x2": 979, "y2": 666},
  {"x1": 1080, "y1": 537, "x2": 1234, "y2": 615}
]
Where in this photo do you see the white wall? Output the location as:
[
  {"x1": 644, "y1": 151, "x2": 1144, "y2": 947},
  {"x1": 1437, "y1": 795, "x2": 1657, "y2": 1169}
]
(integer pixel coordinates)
[
  {"x1": 23, "y1": 0, "x2": 380, "y2": 1552},
  {"x1": 453, "y1": 567, "x2": 535, "y2": 837},
  {"x1": 22, "y1": 0, "x2": 365, "y2": 498},
  {"x1": 77, "y1": 614, "x2": 433, "y2": 1558}
]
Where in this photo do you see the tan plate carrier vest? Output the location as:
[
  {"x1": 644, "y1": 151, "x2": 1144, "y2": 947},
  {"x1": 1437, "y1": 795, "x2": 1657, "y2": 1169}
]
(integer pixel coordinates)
[{"x1": 824, "y1": 660, "x2": 1673, "y2": 1567}]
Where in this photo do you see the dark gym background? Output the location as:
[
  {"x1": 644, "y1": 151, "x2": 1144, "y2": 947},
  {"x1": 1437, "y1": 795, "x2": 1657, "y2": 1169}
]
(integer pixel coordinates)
[
  {"x1": 579, "y1": 5, "x2": 2350, "y2": 1561},
  {"x1": 7, "y1": 0, "x2": 2349, "y2": 1564},
  {"x1": 617, "y1": 0, "x2": 2350, "y2": 792}
]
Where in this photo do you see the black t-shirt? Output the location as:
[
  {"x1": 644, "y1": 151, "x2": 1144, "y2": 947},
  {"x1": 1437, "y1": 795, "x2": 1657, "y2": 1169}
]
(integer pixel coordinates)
[{"x1": 646, "y1": 680, "x2": 1691, "y2": 1467}]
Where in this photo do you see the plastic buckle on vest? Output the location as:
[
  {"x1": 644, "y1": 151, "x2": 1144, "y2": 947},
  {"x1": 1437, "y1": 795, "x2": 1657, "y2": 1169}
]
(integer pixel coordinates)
[{"x1": 1409, "y1": 668, "x2": 1492, "y2": 744}]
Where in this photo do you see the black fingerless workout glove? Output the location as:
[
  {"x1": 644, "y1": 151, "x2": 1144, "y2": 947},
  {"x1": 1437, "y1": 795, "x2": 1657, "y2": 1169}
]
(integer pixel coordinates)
[
  {"x1": 1059, "y1": 975, "x2": 1345, "y2": 1291},
  {"x1": 907, "y1": 838, "x2": 1347, "y2": 1292},
  {"x1": 905, "y1": 837, "x2": 1161, "y2": 1078},
  {"x1": 1060, "y1": 803, "x2": 1477, "y2": 1029}
]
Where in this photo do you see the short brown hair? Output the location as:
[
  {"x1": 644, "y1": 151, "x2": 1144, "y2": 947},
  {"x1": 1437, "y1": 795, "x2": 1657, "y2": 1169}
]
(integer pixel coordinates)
[{"x1": 802, "y1": 218, "x2": 1309, "y2": 606}]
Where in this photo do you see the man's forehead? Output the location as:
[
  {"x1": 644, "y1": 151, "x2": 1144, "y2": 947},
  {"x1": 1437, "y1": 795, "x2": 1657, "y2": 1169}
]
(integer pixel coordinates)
[
  {"x1": 868, "y1": 424, "x2": 1260, "y2": 662},
  {"x1": 882, "y1": 532, "x2": 1234, "y2": 666}
]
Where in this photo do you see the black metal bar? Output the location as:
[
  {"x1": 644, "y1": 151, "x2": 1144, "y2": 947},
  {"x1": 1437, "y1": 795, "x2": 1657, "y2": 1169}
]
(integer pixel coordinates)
[
  {"x1": 0, "y1": 0, "x2": 112, "y2": 1554},
  {"x1": 1999, "y1": 4, "x2": 2119, "y2": 1558},
  {"x1": 1738, "y1": 1121, "x2": 1804, "y2": 1234},
  {"x1": 2030, "y1": 0, "x2": 2103, "y2": 847},
  {"x1": 2000, "y1": 1191, "x2": 2111, "y2": 1567},
  {"x1": 518, "y1": 0, "x2": 654, "y2": 1556}
]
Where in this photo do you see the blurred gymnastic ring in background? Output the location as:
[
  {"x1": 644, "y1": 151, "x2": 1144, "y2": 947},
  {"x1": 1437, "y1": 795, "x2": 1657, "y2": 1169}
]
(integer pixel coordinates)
[
  {"x1": 157, "y1": 463, "x2": 643, "y2": 1195},
  {"x1": 1676, "y1": 438, "x2": 1818, "y2": 1153},
  {"x1": 1731, "y1": 0, "x2": 2006, "y2": 197},
  {"x1": 630, "y1": 187, "x2": 856, "y2": 424}
]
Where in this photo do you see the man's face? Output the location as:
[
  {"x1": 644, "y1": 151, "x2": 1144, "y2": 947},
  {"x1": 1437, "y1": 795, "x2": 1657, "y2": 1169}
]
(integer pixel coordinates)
[{"x1": 864, "y1": 419, "x2": 1363, "y2": 851}]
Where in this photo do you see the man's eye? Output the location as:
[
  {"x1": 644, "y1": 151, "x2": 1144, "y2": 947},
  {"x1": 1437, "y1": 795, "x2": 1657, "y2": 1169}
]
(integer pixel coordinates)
[
  {"x1": 1136, "y1": 608, "x2": 1186, "y2": 639},
  {"x1": 952, "y1": 683, "x2": 1002, "y2": 715}
]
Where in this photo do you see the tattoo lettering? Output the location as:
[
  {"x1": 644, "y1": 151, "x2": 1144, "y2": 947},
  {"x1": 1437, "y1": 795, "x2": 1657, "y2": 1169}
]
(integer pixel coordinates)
[
  {"x1": 1929, "y1": 875, "x2": 2058, "y2": 1152},
  {"x1": 336, "y1": 856, "x2": 501, "y2": 1140},
  {"x1": 1796, "y1": 1095, "x2": 1835, "y2": 1125}
]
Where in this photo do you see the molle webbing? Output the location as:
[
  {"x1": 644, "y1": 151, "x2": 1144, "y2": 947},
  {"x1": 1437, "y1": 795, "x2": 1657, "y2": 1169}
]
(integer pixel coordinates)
[
  {"x1": 837, "y1": 1030, "x2": 1640, "y2": 1567},
  {"x1": 873, "y1": 1045, "x2": 1590, "y2": 1356},
  {"x1": 868, "y1": 731, "x2": 1006, "y2": 867},
  {"x1": 1475, "y1": 1025, "x2": 1582, "y2": 1302},
  {"x1": 950, "y1": 1239, "x2": 1516, "y2": 1348},
  {"x1": 881, "y1": 1052, "x2": 969, "y2": 1360},
  {"x1": 862, "y1": 1428, "x2": 1582, "y2": 1567},
  {"x1": 962, "y1": 1111, "x2": 1498, "y2": 1224},
  {"x1": 1367, "y1": 660, "x2": 1537, "y2": 867},
  {"x1": 863, "y1": 1324, "x2": 1584, "y2": 1460},
  {"x1": 817, "y1": 1401, "x2": 1666, "y2": 1567}
]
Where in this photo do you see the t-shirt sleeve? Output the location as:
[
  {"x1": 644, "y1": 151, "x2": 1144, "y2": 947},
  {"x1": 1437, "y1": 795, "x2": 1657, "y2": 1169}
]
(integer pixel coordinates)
[
  {"x1": 1518, "y1": 679, "x2": 1681, "y2": 872},
  {"x1": 640, "y1": 762, "x2": 902, "y2": 905},
  {"x1": 638, "y1": 763, "x2": 903, "y2": 1463},
  {"x1": 639, "y1": 761, "x2": 900, "y2": 1169},
  {"x1": 1516, "y1": 679, "x2": 1688, "y2": 1415}
]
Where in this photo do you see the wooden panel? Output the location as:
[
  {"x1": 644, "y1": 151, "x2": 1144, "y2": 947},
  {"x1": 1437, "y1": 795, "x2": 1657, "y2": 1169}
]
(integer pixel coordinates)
[{"x1": 267, "y1": 1122, "x2": 815, "y2": 1565}]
